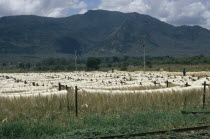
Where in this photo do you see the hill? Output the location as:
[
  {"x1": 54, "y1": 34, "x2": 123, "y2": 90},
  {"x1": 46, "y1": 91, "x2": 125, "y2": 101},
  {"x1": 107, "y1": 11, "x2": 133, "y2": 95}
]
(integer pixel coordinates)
[{"x1": 0, "y1": 10, "x2": 210, "y2": 61}]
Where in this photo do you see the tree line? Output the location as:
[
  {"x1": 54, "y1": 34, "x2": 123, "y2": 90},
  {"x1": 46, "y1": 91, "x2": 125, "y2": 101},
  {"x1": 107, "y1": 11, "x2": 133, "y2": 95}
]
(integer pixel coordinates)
[{"x1": 1, "y1": 55, "x2": 210, "y2": 71}]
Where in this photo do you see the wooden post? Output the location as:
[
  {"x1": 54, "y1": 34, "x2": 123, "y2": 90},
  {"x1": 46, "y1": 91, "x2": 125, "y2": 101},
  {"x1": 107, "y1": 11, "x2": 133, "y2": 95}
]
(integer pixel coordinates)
[
  {"x1": 154, "y1": 81, "x2": 157, "y2": 86},
  {"x1": 202, "y1": 81, "x2": 207, "y2": 109},
  {"x1": 58, "y1": 83, "x2": 61, "y2": 91},
  {"x1": 183, "y1": 68, "x2": 186, "y2": 76},
  {"x1": 75, "y1": 86, "x2": 78, "y2": 117},
  {"x1": 185, "y1": 82, "x2": 189, "y2": 87},
  {"x1": 66, "y1": 85, "x2": 70, "y2": 112},
  {"x1": 166, "y1": 80, "x2": 169, "y2": 88}
]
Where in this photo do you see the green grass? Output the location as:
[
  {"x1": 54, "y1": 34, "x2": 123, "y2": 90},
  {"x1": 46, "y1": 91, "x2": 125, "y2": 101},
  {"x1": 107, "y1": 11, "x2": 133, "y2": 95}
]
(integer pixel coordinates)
[
  {"x1": 1, "y1": 110, "x2": 210, "y2": 138},
  {"x1": 0, "y1": 88, "x2": 210, "y2": 138}
]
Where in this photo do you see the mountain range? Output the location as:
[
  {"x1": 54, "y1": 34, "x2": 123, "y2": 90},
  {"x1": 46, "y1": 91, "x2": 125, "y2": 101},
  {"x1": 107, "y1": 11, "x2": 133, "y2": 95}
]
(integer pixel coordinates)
[{"x1": 0, "y1": 10, "x2": 210, "y2": 60}]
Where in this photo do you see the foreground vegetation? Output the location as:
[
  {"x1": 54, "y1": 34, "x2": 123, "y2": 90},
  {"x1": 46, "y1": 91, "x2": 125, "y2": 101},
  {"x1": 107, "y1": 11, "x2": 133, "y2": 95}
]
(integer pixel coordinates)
[
  {"x1": 0, "y1": 88, "x2": 210, "y2": 138},
  {"x1": 1, "y1": 110, "x2": 209, "y2": 139}
]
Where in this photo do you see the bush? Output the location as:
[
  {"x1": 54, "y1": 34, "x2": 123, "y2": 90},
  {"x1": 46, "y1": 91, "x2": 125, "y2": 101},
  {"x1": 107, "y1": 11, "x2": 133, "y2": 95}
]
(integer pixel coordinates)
[{"x1": 86, "y1": 57, "x2": 101, "y2": 70}]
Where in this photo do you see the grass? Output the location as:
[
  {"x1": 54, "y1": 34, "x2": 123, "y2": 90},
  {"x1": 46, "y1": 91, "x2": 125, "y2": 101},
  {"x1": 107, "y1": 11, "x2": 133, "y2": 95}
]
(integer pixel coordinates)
[
  {"x1": 53, "y1": 111, "x2": 210, "y2": 138},
  {"x1": 1, "y1": 109, "x2": 210, "y2": 138},
  {"x1": 0, "y1": 88, "x2": 210, "y2": 138}
]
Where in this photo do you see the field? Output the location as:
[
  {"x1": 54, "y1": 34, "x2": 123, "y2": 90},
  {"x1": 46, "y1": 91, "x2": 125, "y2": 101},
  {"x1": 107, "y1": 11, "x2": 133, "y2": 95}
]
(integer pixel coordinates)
[{"x1": 1, "y1": 71, "x2": 210, "y2": 138}]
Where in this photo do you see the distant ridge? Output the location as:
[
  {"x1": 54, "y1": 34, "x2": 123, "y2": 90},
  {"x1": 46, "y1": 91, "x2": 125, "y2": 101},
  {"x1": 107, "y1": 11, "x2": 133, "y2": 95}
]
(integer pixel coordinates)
[{"x1": 0, "y1": 9, "x2": 210, "y2": 59}]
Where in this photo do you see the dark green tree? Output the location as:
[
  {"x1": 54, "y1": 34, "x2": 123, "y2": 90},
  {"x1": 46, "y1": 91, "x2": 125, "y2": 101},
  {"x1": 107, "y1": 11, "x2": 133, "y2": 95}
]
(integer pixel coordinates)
[
  {"x1": 120, "y1": 62, "x2": 128, "y2": 71},
  {"x1": 112, "y1": 56, "x2": 120, "y2": 63},
  {"x1": 2, "y1": 63, "x2": 7, "y2": 67},
  {"x1": 87, "y1": 57, "x2": 101, "y2": 70},
  {"x1": 25, "y1": 63, "x2": 31, "y2": 69},
  {"x1": 18, "y1": 62, "x2": 24, "y2": 69},
  {"x1": 146, "y1": 61, "x2": 152, "y2": 68}
]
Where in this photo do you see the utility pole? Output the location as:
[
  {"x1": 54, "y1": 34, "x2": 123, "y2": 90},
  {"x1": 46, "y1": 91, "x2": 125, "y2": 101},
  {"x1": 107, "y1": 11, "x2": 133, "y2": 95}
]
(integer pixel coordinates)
[
  {"x1": 75, "y1": 50, "x2": 77, "y2": 71},
  {"x1": 143, "y1": 45, "x2": 146, "y2": 73}
]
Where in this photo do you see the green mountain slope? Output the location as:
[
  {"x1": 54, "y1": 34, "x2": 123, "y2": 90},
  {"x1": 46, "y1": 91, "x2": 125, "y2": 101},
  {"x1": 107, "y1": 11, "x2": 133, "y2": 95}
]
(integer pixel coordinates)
[{"x1": 0, "y1": 10, "x2": 210, "y2": 58}]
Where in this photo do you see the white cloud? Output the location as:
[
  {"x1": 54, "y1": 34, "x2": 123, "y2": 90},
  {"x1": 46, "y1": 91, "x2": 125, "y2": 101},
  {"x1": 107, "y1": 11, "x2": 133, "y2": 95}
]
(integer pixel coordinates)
[
  {"x1": 98, "y1": 0, "x2": 150, "y2": 14},
  {"x1": 72, "y1": 1, "x2": 87, "y2": 9},
  {"x1": 1, "y1": 0, "x2": 210, "y2": 29},
  {"x1": 202, "y1": 11, "x2": 210, "y2": 29},
  {"x1": 181, "y1": 2, "x2": 205, "y2": 17},
  {"x1": 47, "y1": 8, "x2": 64, "y2": 17},
  {"x1": 98, "y1": 0, "x2": 210, "y2": 29},
  {"x1": 79, "y1": 8, "x2": 88, "y2": 14},
  {"x1": 0, "y1": 0, "x2": 87, "y2": 17}
]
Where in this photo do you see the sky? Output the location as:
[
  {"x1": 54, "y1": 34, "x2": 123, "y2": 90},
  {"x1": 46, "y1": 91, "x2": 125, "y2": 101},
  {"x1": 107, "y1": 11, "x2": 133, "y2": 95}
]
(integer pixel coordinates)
[{"x1": 0, "y1": 0, "x2": 210, "y2": 29}]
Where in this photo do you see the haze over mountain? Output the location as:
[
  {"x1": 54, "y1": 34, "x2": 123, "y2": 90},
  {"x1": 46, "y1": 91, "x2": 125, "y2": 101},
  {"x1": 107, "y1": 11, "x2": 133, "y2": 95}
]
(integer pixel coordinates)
[{"x1": 0, "y1": 10, "x2": 210, "y2": 60}]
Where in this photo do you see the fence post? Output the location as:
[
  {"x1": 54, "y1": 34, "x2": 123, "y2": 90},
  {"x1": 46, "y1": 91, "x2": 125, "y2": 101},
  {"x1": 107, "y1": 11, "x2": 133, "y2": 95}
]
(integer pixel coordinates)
[
  {"x1": 185, "y1": 82, "x2": 189, "y2": 87},
  {"x1": 75, "y1": 86, "x2": 78, "y2": 117},
  {"x1": 183, "y1": 68, "x2": 186, "y2": 76},
  {"x1": 154, "y1": 81, "x2": 157, "y2": 86},
  {"x1": 66, "y1": 85, "x2": 70, "y2": 112},
  {"x1": 58, "y1": 83, "x2": 61, "y2": 91},
  {"x1": 166, "y1": 80, "x2": 169, "y2": 88},
  {"x1": 202, "y1": 81, "x2": 207, "y2": 109}
]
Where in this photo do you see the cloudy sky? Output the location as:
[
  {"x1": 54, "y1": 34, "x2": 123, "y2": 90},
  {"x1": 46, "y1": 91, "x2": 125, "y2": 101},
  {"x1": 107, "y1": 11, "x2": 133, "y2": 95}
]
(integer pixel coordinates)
[{"x1": 0, "y1": 0, "x2": 210, "y2": 29}]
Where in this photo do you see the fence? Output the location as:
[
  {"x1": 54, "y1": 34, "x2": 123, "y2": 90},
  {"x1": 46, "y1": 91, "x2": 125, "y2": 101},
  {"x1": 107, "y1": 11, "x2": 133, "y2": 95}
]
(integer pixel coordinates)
[{"x1": 58, "y1": 81, "x2": 210, "y2": 117}]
